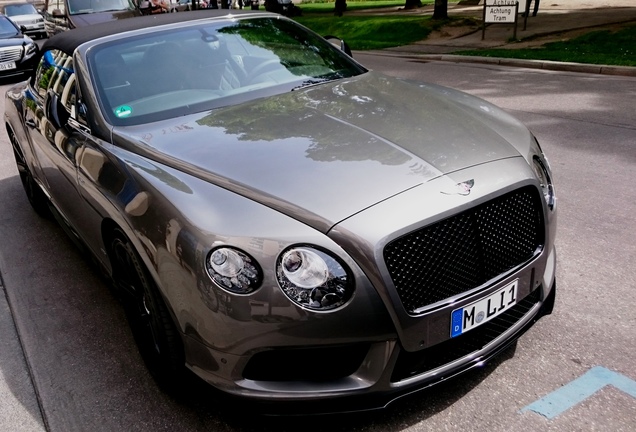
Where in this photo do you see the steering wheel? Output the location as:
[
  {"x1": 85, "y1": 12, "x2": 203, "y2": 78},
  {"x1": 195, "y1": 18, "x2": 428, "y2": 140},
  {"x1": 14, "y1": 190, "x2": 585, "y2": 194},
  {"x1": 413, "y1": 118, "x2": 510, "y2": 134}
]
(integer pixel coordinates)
[{"x1": 247, "y1": 59, "x2": 283, "y2": 83}]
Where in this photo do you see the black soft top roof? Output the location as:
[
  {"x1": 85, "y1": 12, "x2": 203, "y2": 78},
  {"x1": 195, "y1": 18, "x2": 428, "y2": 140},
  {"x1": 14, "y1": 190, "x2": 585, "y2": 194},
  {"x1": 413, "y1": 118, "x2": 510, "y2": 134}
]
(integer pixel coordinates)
[{"x1": 42, "y1": 9, "x2": 268, "y2": 54}]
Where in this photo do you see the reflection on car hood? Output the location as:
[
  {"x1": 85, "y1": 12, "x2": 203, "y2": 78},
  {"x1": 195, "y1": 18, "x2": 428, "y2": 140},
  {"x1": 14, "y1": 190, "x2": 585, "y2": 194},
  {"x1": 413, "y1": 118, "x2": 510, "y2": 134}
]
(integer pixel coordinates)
[
  {"x1": 70, "y1": 9, "x2": 140, "y2": 27},
  {"x1": 115, "y1": 72, "x2": 526, "y2": 232},
  {"x1": 0, "y1": 35, "x2": 27, "y2": 45}
]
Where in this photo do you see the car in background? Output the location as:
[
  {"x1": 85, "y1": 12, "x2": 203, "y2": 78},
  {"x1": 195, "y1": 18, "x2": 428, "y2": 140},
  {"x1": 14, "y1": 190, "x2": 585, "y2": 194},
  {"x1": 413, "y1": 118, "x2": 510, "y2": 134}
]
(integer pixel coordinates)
[
  {"x1": 5, "y1": 10, "x2": 556, "y2": 412},
  {"x1": 1, "y1": 2, "x2": 46, "y2": 39},
  {"x1": 0, "y1": 14, "x2": 38, "y2": 79},
  {"x1": 139, "y1": 0, "x2": 192, "y2": 14},
  {"x1": 42, "y1": 0, "x2": 141, "y2": 37},
  {"x1": 264, "y1": 0, "x2": 300, "y2": 16},
  {"x1": 169, "y1": 0, "x2": 192, "y2": 11}
]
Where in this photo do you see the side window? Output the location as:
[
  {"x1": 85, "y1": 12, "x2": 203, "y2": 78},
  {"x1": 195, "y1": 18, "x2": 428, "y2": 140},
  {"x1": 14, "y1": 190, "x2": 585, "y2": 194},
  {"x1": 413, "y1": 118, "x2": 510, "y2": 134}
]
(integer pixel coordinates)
[
  {"x1": 31, "y1": 49, "x2": 89, "y2": 130},
  {"x1": 33, "y1": 49, "x2": 73, "y2": 99}
]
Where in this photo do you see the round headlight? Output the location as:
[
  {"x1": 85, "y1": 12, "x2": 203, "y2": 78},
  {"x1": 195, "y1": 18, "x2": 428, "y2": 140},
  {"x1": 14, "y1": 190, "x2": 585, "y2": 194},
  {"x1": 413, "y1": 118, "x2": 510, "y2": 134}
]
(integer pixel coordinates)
[
  {"x1": 532, "y1": 156, "x2": 555, "y2": 210},
  {"x1": 277, "y1": 246, "x2": 353, "y2": 311},
  {"x1": 206, "y1": 247, "x2": 262, "y2": 294}
]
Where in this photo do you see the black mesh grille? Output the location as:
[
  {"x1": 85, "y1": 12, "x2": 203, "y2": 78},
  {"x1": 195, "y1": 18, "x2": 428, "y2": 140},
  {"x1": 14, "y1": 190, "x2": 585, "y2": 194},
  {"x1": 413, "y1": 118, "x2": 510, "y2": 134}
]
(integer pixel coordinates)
[
  {"x1": 384, "y1": 186, "x2": 544, "y2": 313},
  {"x1": 391, "y1": 289, "x2": 540, "y2": 382}
]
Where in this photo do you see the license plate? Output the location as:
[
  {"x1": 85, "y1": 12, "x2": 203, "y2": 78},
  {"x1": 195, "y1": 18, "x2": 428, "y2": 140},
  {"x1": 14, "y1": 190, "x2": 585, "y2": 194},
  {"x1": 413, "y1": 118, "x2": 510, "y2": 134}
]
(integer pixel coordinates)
[
  {"x1": 450, "y1": 279, "x2": 518, "y2": 338},
  {"x1": 0, "y1": 62, "x2": 16, "y2": 71}
]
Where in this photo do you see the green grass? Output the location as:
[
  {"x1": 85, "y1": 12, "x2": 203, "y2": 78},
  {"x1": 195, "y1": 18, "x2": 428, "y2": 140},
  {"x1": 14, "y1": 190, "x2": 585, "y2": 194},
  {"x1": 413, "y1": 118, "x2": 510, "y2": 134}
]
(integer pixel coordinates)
[
  {"x1": 295, "y1": 15, "x2": 435, "y2": 50},
  {"x1": 294, "y1": 2, "x2": 635, "y2": 66},
  {"x1": 456, "y1": 25, "x2": 636, "y2": 67},
  {"x1": 294, "y1": 1, "x2": 438, "y2": 51}
]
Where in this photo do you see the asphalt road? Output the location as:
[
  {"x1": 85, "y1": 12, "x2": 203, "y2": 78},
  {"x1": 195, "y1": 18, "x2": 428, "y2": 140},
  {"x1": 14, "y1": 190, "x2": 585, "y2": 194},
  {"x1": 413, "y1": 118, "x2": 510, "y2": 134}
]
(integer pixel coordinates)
[{"x1": 1, "y1": 55, "x2": 635, "y2": 431}]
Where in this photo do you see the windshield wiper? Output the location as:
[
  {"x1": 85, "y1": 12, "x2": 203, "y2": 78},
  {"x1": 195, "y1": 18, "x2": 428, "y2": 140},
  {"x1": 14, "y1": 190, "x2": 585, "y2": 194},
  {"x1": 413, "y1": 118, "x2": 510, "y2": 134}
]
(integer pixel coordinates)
[{"x1": 291, "y1": 79, "x2": 327, "y2": 91}]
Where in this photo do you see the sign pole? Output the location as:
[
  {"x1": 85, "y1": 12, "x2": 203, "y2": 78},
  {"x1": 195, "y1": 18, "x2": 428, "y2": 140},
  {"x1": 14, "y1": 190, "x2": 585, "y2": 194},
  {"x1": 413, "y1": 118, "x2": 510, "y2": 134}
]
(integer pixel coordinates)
[
  {"x1": 482, "y1": 3, "x2": 486, "y2": 41},
  {"x1": 513, "y1": 2, "x2": 519, "y2": 40}
]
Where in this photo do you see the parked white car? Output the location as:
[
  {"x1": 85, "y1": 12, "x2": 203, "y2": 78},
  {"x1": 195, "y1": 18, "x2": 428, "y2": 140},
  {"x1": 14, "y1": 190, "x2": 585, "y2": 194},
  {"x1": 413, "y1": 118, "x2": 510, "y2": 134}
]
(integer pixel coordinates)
[{"x1": 1, "y1": 2, "x2": 46, "y2": 39}]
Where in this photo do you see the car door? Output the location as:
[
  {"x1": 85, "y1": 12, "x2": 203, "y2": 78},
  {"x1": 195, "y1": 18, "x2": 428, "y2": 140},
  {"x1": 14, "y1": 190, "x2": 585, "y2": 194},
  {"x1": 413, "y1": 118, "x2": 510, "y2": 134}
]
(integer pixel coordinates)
[{"x1": 24, "y1": 48, "x2": 103, "y2": 254}]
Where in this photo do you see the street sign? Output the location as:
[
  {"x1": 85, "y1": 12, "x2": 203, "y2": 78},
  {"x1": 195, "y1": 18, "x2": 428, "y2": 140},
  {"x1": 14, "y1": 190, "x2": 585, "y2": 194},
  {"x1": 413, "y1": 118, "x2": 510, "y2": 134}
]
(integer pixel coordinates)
[
  {"x1": 485, "y1": 5, "x2": 516, "y2": 23},
  {"x1": 484, "y1": 0, "x2": 523, "y2": 23},
  {"x1": 482, "y1": 1, "x2": 521, "y2": 40},
  {"x1": 485, "y1": 0, "x2": 527, "y2": 12}
]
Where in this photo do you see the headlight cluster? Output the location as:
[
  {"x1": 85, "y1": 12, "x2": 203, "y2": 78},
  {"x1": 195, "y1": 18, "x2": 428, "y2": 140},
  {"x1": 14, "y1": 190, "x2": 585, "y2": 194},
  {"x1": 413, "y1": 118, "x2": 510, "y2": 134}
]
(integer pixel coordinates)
[
  {"x1": 205, "y1": 244, "x2": 354, "y2": 311},
  {"x1": 206, "y1": 247, "x2": 262, "y2": 294},
  {"x1": 276, "y1": 246, "x2": 353, "y2": 311},
  {"x1": 25, "y1": 43, "x2": 37, "y2": 57},
  {"x1": 532, "y1": 156, "x2": 555, "y2": 210}
]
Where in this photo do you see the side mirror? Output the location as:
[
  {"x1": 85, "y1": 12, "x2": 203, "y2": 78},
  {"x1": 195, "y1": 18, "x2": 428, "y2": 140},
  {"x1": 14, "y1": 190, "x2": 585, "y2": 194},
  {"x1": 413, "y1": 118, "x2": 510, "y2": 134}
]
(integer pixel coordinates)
[
  {"x1": 323, "y1": 35, "x2": 353, "y2": 57},
  {"x1": 20, "y1": 25, "x2": 28, "y2": 34},
  {"x1": 52, "y1": 8, "x2": 65, "y2": 17},
  {"x1": 139, "y1": 0, "x2": 151, "y2": 8}
]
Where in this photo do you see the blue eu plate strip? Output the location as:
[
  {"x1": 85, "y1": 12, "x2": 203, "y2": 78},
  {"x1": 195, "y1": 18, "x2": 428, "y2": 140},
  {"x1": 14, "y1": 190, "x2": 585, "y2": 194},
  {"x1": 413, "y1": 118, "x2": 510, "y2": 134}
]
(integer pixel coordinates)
[{"x1": 451, "y1": 309, "x2": 463, "y2": 338}]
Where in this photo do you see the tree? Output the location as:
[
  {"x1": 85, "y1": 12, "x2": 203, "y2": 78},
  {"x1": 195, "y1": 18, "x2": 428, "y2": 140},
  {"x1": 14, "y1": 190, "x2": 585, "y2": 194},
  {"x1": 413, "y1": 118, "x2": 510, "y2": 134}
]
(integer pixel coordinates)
[
  {"x1": 432, "y1": 0, "x2": 448, "y2": 20},
  {"x1": 403, "y1": 0, "x2": 422, "y2": 9}
]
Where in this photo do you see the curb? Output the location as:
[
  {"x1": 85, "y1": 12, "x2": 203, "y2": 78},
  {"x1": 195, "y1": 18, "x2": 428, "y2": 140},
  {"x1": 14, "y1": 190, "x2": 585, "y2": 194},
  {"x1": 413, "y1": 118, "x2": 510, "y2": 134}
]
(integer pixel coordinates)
[
  {"x1": 424, "y1": 55, "x2": 636, "y2": 77},
  {"x1": 359, "y1": 51, "x2": 636, "y2": 77}
]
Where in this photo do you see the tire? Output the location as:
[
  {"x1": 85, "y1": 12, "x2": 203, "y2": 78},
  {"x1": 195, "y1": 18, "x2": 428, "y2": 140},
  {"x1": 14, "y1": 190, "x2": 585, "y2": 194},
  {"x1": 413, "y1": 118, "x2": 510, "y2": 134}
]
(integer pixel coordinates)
[
  {"x1": 109, "y1": 229, "x2": 185, "y2": 387},
  {"x1": 9, "y1": 129, "x2": 51, "y2": 217}
]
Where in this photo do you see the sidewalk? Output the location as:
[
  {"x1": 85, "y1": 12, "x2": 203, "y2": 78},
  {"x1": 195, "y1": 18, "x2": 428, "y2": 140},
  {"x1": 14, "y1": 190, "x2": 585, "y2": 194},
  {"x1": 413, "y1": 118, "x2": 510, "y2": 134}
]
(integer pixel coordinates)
[
  {"x1": 365, "y1": 0, "x2": 636, "y2": 77},
  {"x1": 0, "y1": 271, "x2": 45, "y2": 431}
]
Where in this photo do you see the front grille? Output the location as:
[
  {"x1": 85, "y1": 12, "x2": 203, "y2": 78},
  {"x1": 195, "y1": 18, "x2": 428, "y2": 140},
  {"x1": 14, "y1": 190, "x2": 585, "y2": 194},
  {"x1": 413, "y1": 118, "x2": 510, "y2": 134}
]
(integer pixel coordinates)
[
  {"x1": 0, "y1": 47, "x2": 22, "y2": 63},
  {"x1": 384, "y1": 186, "x2": 544, "y2": 313},
  {"x1": 391, "y1": 288, "x2": 540, "y2": 382}
]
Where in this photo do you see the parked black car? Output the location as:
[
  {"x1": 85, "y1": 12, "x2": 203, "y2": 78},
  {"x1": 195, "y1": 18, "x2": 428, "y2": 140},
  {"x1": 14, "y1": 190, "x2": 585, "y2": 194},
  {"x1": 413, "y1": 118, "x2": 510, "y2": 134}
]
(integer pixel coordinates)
[
  {"x1": 264, "y1": 0, "x2": 300, "y2": 16},
  {"x1": 42, "y1": 0, "x2": 141, "y2": 37},
  {"x1": 0, "y1": 15, "x2": 39, "y2": 79}
]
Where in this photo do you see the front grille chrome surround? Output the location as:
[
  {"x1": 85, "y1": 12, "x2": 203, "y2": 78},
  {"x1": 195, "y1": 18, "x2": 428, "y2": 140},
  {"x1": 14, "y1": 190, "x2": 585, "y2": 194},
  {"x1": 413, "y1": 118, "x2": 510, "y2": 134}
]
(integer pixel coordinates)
[
  {"x1": 0, "y1": 47, "x2": 23, "y2": 63},
  {"x1": 384, "y1": 186, "x2": 545, "y2": 314}
]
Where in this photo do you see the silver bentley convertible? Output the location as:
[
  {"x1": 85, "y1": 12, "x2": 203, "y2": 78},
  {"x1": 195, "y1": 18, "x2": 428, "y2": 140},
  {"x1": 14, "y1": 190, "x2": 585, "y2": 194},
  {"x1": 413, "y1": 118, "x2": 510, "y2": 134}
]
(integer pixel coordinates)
[{"x1": 4, "y1": 10, "x2": 557, "y2": 411}]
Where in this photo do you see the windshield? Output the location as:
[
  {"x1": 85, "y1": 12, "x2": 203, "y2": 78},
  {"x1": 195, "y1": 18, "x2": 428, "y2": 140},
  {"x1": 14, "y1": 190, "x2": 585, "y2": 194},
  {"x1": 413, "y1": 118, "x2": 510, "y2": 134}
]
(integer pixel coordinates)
[
  {"x1": 4, "y1": 4, "x2": 39, "y2": 16},
  {"x1": 0, "y1": 16, "x2": 19, "y2": 37},
  {"x1": 68, "y1": 0, "x2": 134, "y2": 14},
  {"x1": 89, "y1": 17, "x2": 366, "y2": 126}
]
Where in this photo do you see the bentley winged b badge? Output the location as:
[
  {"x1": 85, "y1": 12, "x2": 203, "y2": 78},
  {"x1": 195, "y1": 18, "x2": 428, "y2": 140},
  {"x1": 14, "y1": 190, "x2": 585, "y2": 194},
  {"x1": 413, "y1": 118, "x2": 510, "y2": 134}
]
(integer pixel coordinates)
[{"x1": 441, "y1": 179, "x2": 475, "y2": 196}]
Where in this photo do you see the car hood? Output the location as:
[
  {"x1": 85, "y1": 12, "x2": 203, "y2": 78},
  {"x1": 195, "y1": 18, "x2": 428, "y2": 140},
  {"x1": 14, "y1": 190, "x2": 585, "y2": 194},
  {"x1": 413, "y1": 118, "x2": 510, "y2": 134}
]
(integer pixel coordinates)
[
  {"x1": 114, "y1": 72, "x2": 527, "y2": 233},
  {"x1": 69, "y1": 9, "x2": 140, "y2": 27},
  {"x1": 7, "y1": 14, "x2": 41, "y2": 23},
  {"x1": 0, "y1": 34, "x2": 28, "y2": 46}
]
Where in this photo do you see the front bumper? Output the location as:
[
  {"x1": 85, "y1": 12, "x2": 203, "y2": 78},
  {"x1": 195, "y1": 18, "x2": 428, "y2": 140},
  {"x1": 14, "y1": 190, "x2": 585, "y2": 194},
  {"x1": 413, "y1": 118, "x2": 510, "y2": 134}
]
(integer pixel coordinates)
[
  {"x1": 0, "y1": 47, "x2": 39, "y2": 78},
  {"x1": 185, "y1": 271, "x2": 556, "y2": 413}
]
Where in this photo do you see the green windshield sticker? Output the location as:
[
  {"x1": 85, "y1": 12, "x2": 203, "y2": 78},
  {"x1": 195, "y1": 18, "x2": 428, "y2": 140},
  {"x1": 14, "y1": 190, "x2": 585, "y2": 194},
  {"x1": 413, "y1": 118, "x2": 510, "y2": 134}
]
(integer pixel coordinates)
[{"x1": 114, "y1": 105, "x2": 132, "y2": 118}]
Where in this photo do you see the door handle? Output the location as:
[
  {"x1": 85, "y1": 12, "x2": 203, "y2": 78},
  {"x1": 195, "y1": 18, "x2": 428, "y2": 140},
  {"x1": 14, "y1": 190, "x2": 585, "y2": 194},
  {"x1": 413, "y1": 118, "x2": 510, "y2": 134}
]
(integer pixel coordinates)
[{"x1": 25, "y1": 118, "x2": 36, "y2": 128}]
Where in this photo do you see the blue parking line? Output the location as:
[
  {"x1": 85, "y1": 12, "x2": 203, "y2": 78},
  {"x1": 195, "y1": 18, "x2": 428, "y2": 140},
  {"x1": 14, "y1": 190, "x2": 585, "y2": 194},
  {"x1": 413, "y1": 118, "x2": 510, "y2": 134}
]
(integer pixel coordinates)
[{"x1": 520, "y1": 366, "x2": 636, "y2": 419}]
